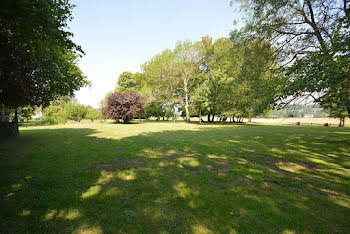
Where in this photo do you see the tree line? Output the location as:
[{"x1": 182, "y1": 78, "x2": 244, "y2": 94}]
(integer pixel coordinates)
[
  {"x1": 103, "y1": 36, "x2": 278, "y2": 123},
  {"x1": 1, "y1": 0, "x2": 349, "y2": 128},
  {"x1": 101, "y1": 0, "x2": 349, "y2": 126}
]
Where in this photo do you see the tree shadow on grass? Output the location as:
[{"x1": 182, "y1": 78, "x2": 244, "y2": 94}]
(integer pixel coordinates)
[{"x1": 0, "y1": 125, "x2": 349, "y2": 233}]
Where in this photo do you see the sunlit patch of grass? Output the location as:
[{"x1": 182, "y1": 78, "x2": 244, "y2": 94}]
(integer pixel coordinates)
[
  {"x1": 73, "y1": 223, "x2": 103, "y2": 234},
  {"x1": 207, "y1": 154, "x2": 227, "y2": 159},
  {"x1": 44, "y1": 209, "x2": 57, "y2": 221},
  {"x1": 191, "y1": 224, "x2": 213, "y2": 234},
  {"x1": 96, "y1": 171, "x2": 114, "y2": 185},
  {"x1": 19, "y1": 209, "x2": 31, "y2": 216},
  {"x1": 173, "y1": 182, "x2": 198, "y2": 198},
  {"x1": 282, "y1": 230, "x2": 296, "y2": 234},
  {"x1": 11, "y1": 184, "x2": 22, "y2": 189},
  {"x1": 81, "y1": 185, "x2": 102, "y2": 199},
  {"x1": 178, "y1": 157, "x2": 200, "y2": 167},
  {"x1": 60, "y1": 209, "x2": 82, "y2": 220},
  {"x1": 117, "y1": 169, "x2": 136, "y2": 181},
  {"x1": 277, "y1": 162, "x2": 306, "y2": 173},
  {"x1": 104, "y1": 187, "x2": 121, "y2": 196},
  {"x1": 5, "y1": 192, "x2": 14, "y2": 198}
]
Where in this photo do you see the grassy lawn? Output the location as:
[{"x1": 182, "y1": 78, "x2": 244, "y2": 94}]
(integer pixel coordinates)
[{"x1": 0, "y1": 121, "x2": 349, "y2": 233}]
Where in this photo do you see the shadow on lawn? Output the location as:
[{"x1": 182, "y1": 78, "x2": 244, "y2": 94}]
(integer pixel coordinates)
[{"x1": 0, "y1": 125, "x2": 349, "y2": 233}]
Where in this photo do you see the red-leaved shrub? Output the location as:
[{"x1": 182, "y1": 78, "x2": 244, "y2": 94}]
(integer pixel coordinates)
[{"x1": 102, "y1": 91, "x2": 145, "y2": 123}]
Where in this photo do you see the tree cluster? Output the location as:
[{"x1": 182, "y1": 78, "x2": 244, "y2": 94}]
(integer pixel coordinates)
[
  {"x1": 105, "y1": 36, "x2": 278, "y2": 123},
  {"x1": 42, "y1": 98, "x2": 102, "y2": 124}
]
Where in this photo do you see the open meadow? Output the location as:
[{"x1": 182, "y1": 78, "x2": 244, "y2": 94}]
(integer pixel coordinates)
[{"x1": 0, "y1": 122, "x2": 349, "y2": 233}]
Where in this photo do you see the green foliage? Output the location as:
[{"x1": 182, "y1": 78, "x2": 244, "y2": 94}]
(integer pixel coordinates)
[
  {"x1": 234, "y1": 0, "x2": 350, "y2": 118},
  {"x1": 112, "y1": 36, "x2": 279, "y2": 122},
  {"x1": 142, "y1": 49, "x2": 177, "y2": 118},
  {"x1": 0, "y1": 0, "x2": 89, "y2": 111},
  {"x1": 64, "y1": 102, "x2": 88, "y2": 122},
  {"x1": 193, "y1": 69, "x2": 230, "y2": 116},
  {"x1": 40, "y1": 117, "x2": 59, "y2": 126},
  {"x1": 43, "y1": 104, "x2": 67, "y2": 125},
  {"x1": 143, "y1": 102, "x2": 165, "y2": 120},
  {"x1": 100, "y1": 92, "x2": 113, "y2": 109},
  {"x1": 15, "y1": 106, "x2": 35, "y2": 122},
  {"x1": 115, "y1": 72, "x2": 140, "y2": 93},
  {"x1": 86, "y1": 107, "x2": 102, "y2": 122}
]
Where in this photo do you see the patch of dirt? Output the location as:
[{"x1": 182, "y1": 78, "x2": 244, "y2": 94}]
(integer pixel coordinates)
[
  {"x1": 303, "y1": 161, "x2": 323, "y2": 172},
  {"x1": 89, "y1": 136, "x2": 106, "y2": 144},
  {"x1": 94, "y1": 158, "x2": 146, "y2": 171},
  {"x1": 263, "y1": 181, "x2": 282, "y2": 188},
  {"x1": 242, "y1": 153, "x2": 281, "y2": 167},
  {"x1": 112, "y1": 148, "x2": 127, "y2": 153},
  {"x1": 216, "y1": 160, "x2": 228, "y2": 165},
  {"x1": 163, "y1": 151, "x2": 176, "y2": 157},
  {"x1": 213, "y1": 181, "x2": 228, "y2": 191}
]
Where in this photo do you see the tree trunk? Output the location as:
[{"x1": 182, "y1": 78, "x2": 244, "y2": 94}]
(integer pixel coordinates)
[
  {"x1": 14, "y1": 110, "x2": 19, "y2": 135},
  {"x1": 199, "y1": 107, "x2": 202, "y2": 124},
  {"x1": 184, "y1": 93, "x2": 190, "y2": 122},
  {"x1": 157, "y1": 113, "x2": 160, "y2": 121},
  {"x1": 173, "y1": 107, "x2": 176, "y2": 121},
  {"x1": 340, "y1": 117, "x2": 345, "y2": 127},
  {"x1": 183, "y1": 79, "x2": 190, "y2": 122},
  {"x1": 207, "y1": 114, "x2": 210, "y2": 122},
  {"x1": 305, "y1": 0, "x2": 329, "y2": 54},
  {"x1": 211, "y1": 114, "x2": 214, "y2": 122},
  {"x1": 248, "y1": 118, "x2": 252, "y2": 123}
]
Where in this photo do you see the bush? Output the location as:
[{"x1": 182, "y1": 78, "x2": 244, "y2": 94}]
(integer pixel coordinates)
[
  {"x1": 103, "y1": 91, "x2": 145, "y2": 123},
  {"x1": 43, "y1": 105, "x2": 67, "y2": 124},
  {"x1": 41, "y1": 117, "x2": 58, "y2": 125},
  {"x1": 64, "y1": 102, "x2": 88, "y2": 122},
  {"x1": 86, "y1": 108, "x2": 102, "y2": 122}
]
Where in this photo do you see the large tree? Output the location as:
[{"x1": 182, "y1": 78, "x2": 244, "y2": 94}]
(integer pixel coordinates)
[
  {"x1": 0, "y1": 0, "x2": 88, "y2": 119},
  {"x1": 234, "y1": 0, "x2": 350, "y2": 119},
  {"x1": 173, "y1": 41, "x2": 201, "y2": 122},
  {"x1": 142, "y1": 49, "x2": 178, "y2": 120}
]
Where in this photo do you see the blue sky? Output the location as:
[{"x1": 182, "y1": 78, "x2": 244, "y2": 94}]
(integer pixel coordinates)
[{"x1": 70, "y1": 0, "x2": 242, "y2": 107}]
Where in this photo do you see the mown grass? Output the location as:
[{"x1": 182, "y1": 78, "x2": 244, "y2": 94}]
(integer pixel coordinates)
[{"x1": 0, "y1": 121, "x2": 349, "y2": 233}]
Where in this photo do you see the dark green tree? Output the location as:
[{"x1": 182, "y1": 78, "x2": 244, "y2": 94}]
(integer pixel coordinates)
[{"x1": 0, "y1": 0, "x2": 89, "y2": 130}]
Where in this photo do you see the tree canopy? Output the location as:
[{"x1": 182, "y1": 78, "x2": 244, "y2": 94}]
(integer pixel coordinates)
[
  {"x1": 233, "y1": 0, "x2": 350, "y2": 121},
  {"x1": 106, "y1": 35, "x2": 278, "y2": 123},
  {"x1": 0, "y1": 0, "x2": 89, "y2": 112}
]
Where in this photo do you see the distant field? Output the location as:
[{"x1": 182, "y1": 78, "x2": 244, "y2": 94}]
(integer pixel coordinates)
[
  {"x1": 170, "y1": 116, "x2": 348, "y2": 127},
  {"x1": 252, "y1": 118, "x2": 349, "y2": 126},
  {"x1": 0, "y1": 122, "x2": 349, "y2": 233}
]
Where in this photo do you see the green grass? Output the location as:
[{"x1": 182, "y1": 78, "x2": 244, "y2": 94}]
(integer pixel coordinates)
[{"x1": 0, "y1": 121, "x2": 349, "y2": 233}]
